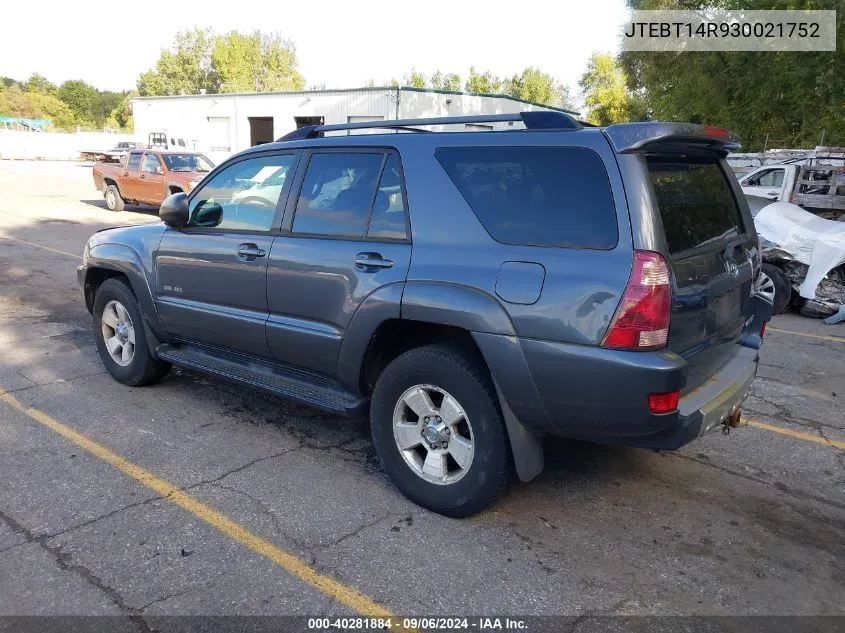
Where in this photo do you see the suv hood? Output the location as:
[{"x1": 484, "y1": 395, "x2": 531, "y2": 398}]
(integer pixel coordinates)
[{"x1": 88, "y1": 222, "x2": 166, "y2": 250}]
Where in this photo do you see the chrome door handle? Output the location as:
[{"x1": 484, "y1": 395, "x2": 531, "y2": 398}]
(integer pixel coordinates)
[
  {"x1": 237, "y1": 244, "x2": 266, "y2": 260},
  {"x1": 355, "y1": 252, "x2": 394, "y2": 270}
]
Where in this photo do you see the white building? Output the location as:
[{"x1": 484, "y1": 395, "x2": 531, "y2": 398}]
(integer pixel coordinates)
[{"x1": 131, "y1": 87, "x2": 570, "y2": 163}]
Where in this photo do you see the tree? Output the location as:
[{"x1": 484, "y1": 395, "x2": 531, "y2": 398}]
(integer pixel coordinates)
[
  {"x1": 579, "y1": 52, "x2": 644, "y2": 125},
  {"x1": 464, "y1": 67, "x2": 501, "y2": 94},
  {"x1": 430, "y1": 70, "x2": 461, "y2": 92},
  {"x1": 25, "y1": 74, "x2": 56, "y2": 95},
  {"x1": 403, "y1": 70, "x2": 427, "y2": 89},
  {"x1": 57, "y1": 80, "x2": 99, "y2": 127},
  {"x1": 137, "y1": 28, "x2": 218, "y2": 96},
  {"x1": 620, "y1": 0, "x2": 845, "y2": 148},
  {"x1": 138, "y1": 29, "x2": 305, "y2": 96},
  {"x1": 212, "y1": 31, "x2": 305, "y2": 93},
  {"x1": 106, "y1": 91, "x2": 136, "y2": 131},
  {"x1": 1, "y1": 77, "x2": 23, "y2": 90},
  {"x1": 0, "y1": 85, "x2": 76, "y2": 130},
  {"x1": 502, "y1": 67, "x2": 573, "y2": 110}
]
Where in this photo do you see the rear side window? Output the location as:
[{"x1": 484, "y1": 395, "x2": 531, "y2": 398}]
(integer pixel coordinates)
[
  {"x1": 293, "y1": 153, "x2": 384, "y2": 238},
  {"x1": 647, "y1": 159, "x2": 743, "y2": 254},
  {"x1": 126, "y1": 153, "x2": 142, "y2": 170},
  {"x1": 435, "y1": 146, "x2": 618, "y2": 249}
]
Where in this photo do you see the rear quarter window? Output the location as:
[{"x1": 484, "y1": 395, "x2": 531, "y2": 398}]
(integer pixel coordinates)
[
  {"x1": 647, "y1": 159, "x2": 744, "y2": 254},
  {"x1": 435, "y1": 146, "x2": 618, "y2": 249}
]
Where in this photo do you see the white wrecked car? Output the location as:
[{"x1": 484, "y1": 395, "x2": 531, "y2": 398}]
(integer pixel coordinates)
[{"x1": 752, "y1": 200, "x2": 845, "y2": 317}]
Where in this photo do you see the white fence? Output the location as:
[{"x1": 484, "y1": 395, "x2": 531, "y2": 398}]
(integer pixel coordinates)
[{"x1": 0, "y1": 130, "x2": 140, "y2": 161}]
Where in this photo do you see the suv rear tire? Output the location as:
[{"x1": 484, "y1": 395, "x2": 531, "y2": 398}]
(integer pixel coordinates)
[
  {"x1": 93, "y1": 278, "x2": 171, "y2": 386},
  {"x1": 370, "y1": 344, "x2": 510, "y2": 517}
]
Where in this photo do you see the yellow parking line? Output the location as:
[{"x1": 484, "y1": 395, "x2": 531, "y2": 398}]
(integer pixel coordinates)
[
  {"x1": 767, "y1": 326, "x2": 845, "y2": 345},
  {"x1": 742, "y1": 417, "x2": 845, "y2": 451},
  {"x1": 0, "y1": 389, "x2": 394, "y2": 618},
  {"x1": 0, "y1": 234, "x2": 82, "y2": 260}
]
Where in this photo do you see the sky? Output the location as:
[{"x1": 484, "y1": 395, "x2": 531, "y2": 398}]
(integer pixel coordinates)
[{"x1": 1, "y1": 0, "x2": 631, "y2": 101}]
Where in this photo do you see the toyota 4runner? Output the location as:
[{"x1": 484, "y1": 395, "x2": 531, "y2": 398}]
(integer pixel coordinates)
[{"x1": 78, "y1": 111, "x2": 773, "y2": 517}]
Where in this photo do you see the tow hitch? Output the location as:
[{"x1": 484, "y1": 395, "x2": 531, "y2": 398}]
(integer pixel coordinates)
[{"x1": 722, "y1": 407, "x2": 743, "y2": 435}]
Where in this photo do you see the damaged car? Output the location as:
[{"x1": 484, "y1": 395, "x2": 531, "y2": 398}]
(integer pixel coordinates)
[{"x1": 752, "y1": 200, "x2": 845, "y2": 318}]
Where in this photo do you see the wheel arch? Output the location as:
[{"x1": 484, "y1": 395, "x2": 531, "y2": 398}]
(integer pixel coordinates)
[
  {"x1": 84, "y1": 244, "x2": 167, "y2": 349},
  {"x1": 342, "y1": 282, "x2": 546, "y2": 482},
  {"x1": 103, "y1": 178, "x2": 121, "y2": 195}
]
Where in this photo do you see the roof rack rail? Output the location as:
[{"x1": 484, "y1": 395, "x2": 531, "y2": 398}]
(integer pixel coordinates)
[{"x1": 276, "y1": 110, "x2": 582, "y2": 141}]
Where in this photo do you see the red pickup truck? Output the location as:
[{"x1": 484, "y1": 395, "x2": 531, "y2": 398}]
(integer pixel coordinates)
[{"x1": 92, "y1": 149, "x2": 214, "y2": 211}]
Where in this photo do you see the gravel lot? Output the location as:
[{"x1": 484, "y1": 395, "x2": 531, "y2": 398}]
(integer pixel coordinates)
[{"x1": 0, "y1": 161, "x2": 843, "y2": 628}]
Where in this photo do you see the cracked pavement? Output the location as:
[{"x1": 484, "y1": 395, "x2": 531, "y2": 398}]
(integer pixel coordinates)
[{"x1": 0, "y1": 161, "x2": 843, "y2": 619}]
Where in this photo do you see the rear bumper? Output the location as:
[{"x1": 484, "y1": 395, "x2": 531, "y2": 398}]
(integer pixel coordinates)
[
  {"x1": 622, "y1": 346, "x2": 758, "y2": 449},
  {"x1": 475, "y1": 332, "x2": 760, "y2": 451}
]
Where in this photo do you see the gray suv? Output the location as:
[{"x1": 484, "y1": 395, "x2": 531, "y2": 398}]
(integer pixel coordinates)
[{"x1": 78, "y1": 112, "x2": 773, "y2": 517}]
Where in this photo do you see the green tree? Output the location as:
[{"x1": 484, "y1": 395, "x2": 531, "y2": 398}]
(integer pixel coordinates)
[
  {"x1": 579, "y1": 52, "x2": 644, "y2": 125},
  {"x1": 212, "y1": 31, "x2": 305, "y2": 92},
  {"x1": 502, "y1": 67, "x2": 572, "y2": 109},
  {"x1": 138, "y1": 28, "x2": 218, "y2": 96},
  {"x1": 25, "y1": 74, "x2": 57, "y2": 95},
  {"x1": 57, "y1": 80, "x2": 100, "y2": 127},
  {"x1": 1, "y1": 77, "x2": 23, "y2": 90},
  {"x1": 464, "y1": 67, "x2": 501, "y2": 94},
  {"x1": 430, "y1": 70, "x2": 462, "y2": 91},
  {"x1": 0, "y1": 85, "x2": 76, "y2": 129},
  {"x1": 105, "y1": 91, "x2": 136, "y2": 131},
  {"x1": 620, "y1": 0, "x2": 845, "y2": 148},
  {"x1": 402, "y1": 69, "x2": 427, "y2": 89}
]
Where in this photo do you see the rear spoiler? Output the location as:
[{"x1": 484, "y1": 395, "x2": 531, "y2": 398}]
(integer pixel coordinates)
[{"x1": 603, "y1": 122, "x2": 741, "y2": 157}]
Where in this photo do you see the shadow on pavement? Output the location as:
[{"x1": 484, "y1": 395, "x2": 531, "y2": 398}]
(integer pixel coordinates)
[{"x1": 79, "y1": 199, "x2": 159, "y2": 215}]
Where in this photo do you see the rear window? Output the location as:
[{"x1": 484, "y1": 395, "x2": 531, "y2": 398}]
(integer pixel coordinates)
[
  {"x1": 435, "y1": 146, "x2": 618, "y2": 249},
  {"x1": 647, "y1": 159, "x2": 744, "y2": 254}
]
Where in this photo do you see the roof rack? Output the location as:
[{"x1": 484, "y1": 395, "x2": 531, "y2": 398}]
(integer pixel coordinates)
[{"x1": 276, "y1": 110, "x2": 582, "y2": 141}]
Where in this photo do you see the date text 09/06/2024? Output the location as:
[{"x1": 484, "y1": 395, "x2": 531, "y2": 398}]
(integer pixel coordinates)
[{"x1": 307, "y1": 617, "x2": 528, "y2": 630}]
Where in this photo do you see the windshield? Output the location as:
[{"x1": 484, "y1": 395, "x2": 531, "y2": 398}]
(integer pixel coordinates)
[{"x1": 162, "y1": 154, "x2": 214, "y2": 173}]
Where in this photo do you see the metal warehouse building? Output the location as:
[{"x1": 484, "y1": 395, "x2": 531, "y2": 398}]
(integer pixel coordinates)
[{"x1": 131, "y1": 87, "x2": 569, "y2": 163}]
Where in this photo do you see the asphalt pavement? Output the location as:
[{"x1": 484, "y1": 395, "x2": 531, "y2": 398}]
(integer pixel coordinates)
[{"x1": 0, "y1": 161, "x2": 843, "y2": 628}]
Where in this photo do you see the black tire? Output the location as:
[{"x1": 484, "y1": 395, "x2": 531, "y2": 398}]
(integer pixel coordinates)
[
  {"x1": 762, "y1": 263, "x2": 791, "y2": 315},
  {"x1": 93, "y1": 278, "x2": 171, "y2": 386},
  {"x1": 370, "y1": 344, "x2": 510, "y2": 518},
  {"x1": 104, "y1": 184, "x2": 124, "y2": 212}
]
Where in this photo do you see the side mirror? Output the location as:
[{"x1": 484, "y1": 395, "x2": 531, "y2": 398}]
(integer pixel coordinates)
[{"x1": 160, "y1": 192, "x2": 189, "y2": 228}]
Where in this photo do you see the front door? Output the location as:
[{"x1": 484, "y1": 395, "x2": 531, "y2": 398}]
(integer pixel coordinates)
[
  {"x1": 138, "y1": 152, "x2": 166, "y2": 204},
  {"x1": 154, "y1": 151, "x2": 299, "y2": 358},
  {"x1": 741, "y1": 167, "x2": 786, "y2": 202},
  {"x1": 266, "y1": 150, "x2": 411, "y2": 375}
]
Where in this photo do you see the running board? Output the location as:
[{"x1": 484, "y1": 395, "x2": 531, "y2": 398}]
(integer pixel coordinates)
[{"x1": 156, "y1": 343, "x2": 367, "y2": 417}]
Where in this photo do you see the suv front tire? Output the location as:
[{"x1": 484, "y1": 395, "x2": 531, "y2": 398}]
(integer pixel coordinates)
[
  {"x1": 93, "y1": 278, "x2": 171, "y2": 386},
  {"x1": 370, "y1": 344, "x2": 510, "y2": 517}
]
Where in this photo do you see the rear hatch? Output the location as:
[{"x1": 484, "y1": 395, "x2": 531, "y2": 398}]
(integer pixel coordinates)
[{"x1": 645, "y1": 155, "x2": 757, "y2": 393}]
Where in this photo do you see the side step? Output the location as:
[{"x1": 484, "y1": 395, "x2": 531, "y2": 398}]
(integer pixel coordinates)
[{"x1": 156, "y1": 343, "x2": 367, "y2": 417}]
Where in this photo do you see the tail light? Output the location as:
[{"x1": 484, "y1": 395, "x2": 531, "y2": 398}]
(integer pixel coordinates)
[
  {"x1": 602, "y1": 251, "x2": 671, "y2": 351},
  {"x1": 703, "y1": 126, "x2": 731, "y2": 140},
  {"x1": 760, "y1": 321, "x2": 767, "y2": 338},
  {"x1": 648, "y1": 391, "x2": 680, "y2": 414}
]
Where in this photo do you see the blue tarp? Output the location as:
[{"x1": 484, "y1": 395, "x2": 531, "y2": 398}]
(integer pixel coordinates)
[{"x1": 0, "y1": 116, "x2": 52, "y2": 127}]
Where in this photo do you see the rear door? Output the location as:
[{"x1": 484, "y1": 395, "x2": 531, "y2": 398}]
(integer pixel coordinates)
[
  {"x1": 265, "y1": 149, "x2": 411, "y2": 376},
  {"x1": 645, "y1": 156, "x2": 757, "y2": 392},
  {"x1": 121, "y1": 152, "x2": 143, "y2": 199}
]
